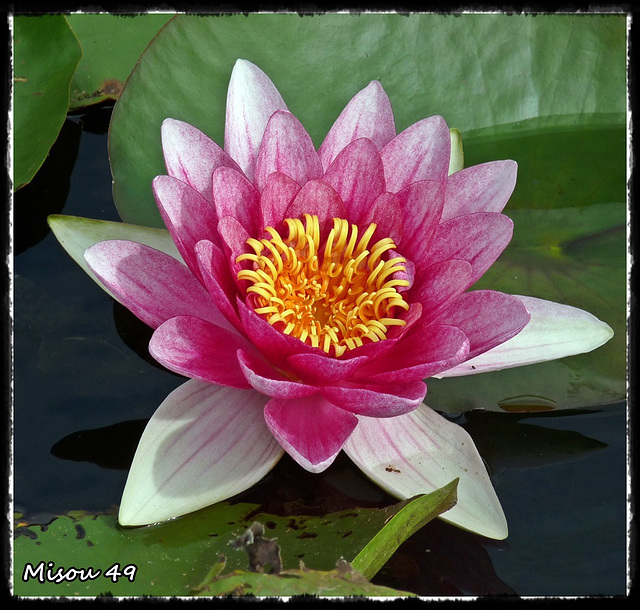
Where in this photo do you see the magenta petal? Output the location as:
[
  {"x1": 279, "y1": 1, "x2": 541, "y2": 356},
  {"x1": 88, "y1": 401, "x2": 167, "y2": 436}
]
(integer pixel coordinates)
[
  {"x1": 322, "y1": 381, "x2": 426, "y2": 418},
  {"x1": 260, "y1": 171, "x2": 302, "y2": 230},
  {"x1": 319, "y1": 80, "x2": 396, "y2": 171},
  {"x1": 161, "y1": 118, "x2": 239, "y2": 200},
  {"x1": 286, "y1": 352, "x2": 370, "y2": 384},
  {"x1": 225, "y1": 59, "x2": 288, "y2": 181},
  {"x1": 284, "y1": 180, "x2": 348, "y2": 233},
  {"x1": 442, "y1": 160, "x2": 518, "y2": 222},
  {"x1": 264, "y1": 394, "x2": 357, "y2": 472},
  {"x1": 435, "y1": 290, "x2": 531, "y2": 360},
  {"x1": 358, "y1": 192, "x2": 403, "y2": 244},
  {"x1": 149, "y1": 316, "x2": 251, "y2": 388},
  {"x1": 322, "y1": 138, "x2": 385, "y2": 219},
  {"x1": 428, "y1": 212, "x2": 514, "y2": 286},
  {"x1": 153, "y1": 175, "x2": 220, "y2": 280},
  {"x1": 212, "y1": 166, "x2": 262, "y2": 236},
  {"x1": 217, "y1": 216, "x2": 251, "y2": 284},
  {"x1": 84, "y1": 240, "x2": 225, "y2": 329},
  {"x1": 380, "y1": 115, "x2": 451, "y2": 192},
  {"x1": 254, "y1": 110, "x2": 323, "y2": 192},
  {"x1": 237, "y1": 349, "x2": 317, "y2": 398}
]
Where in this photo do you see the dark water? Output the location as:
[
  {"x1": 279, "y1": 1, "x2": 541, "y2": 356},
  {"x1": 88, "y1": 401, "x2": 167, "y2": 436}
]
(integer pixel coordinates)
[{"x1": 12, "y1": 107, "x2": 629, "y2": 596}]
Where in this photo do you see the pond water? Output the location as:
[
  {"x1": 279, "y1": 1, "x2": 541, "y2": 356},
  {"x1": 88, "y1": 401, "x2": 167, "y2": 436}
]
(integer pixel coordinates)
[{"x1": 13, "y1": 107, "x2": 628, "y2": 596}]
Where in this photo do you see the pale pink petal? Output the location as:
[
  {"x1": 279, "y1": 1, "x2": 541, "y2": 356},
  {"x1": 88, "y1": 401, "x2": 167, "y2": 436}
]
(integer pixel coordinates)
[
  {"x1": 224, "y1": 59, "x2": 288, "y2": 181},
  {"x1": 259, "y1": 171, "x2": 301, "y2": 230},
  {"x1": 435, "y1": 290, "x2": 531, "y2": 360},
  {"x1": 321, "y1": 138, "x2": 385, "y2": 219},
  {"x1": 84, "y1": 240, "x2": 225, "y2": 329},
  {"x1": 442, "y1": 160, "x2": 518, "y2": 222},
  {"x1": 344, "y1": 405, "x2": 508, "y2": 539},
  {"x1": 436, "y1": 295, "x2": 614, "y2": 377},
  {"x1": 264, "y1": 394, "x2": 358, "y2": 473},
  {"x1": 254, "y1": 110, "x2": 323, "y2": 192},
  {"x1": 211, "y1": 166, "x2": 262, "y2": 236},
  {"x1": 427, "y1": 212, "x2": 514, "y2": 286},
  {"x1": 284, "y1": 179, "x2": 348, "y2": 234},
  {"x1": 380, "y1": 115, "x2": 451, "y2": 193},
  {"x1": 319, "y1": 81, "x2": 396, "y2": 171},
  {"x1": 161, "y1": 118, "x2": 239, "y2": 200},
  {"x1": 286, "y1": 352, "x2": 370, "y2": 384},
  {"x1": 149, "y1": 316, "x2": 251, "y2": 388},
  {"x1": 237, "y1": 349, "x2": 317, "y2": 398},
  {"x1": 322, "y1": 380, "x2": 426, "y2": 418},
  {"x1": 119, "y1": 380, "x2": 283, "y2": 525},
  {"x1": 152, "y1": 175, "x2": 220, "y2": 280}
]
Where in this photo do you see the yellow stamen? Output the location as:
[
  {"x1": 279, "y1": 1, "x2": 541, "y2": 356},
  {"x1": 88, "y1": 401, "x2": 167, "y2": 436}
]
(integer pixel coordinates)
[{"x1": 237, "y1": 215, "x2": 410, "y2": 356}]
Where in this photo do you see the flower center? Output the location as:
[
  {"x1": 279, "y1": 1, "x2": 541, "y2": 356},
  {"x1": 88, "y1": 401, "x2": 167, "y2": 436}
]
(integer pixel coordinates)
[{"x1": 237, "y1": 214, "x2": 410, "y2": 357}]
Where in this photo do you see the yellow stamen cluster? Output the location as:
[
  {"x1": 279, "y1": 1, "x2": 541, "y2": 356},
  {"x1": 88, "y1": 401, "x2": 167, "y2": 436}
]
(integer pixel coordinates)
[{"x1": 237, "y1": 214, "x2": 410, "y2": 357}]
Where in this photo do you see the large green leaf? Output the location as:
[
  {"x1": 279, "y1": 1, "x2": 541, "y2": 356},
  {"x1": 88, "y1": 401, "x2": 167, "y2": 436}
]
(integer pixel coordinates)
[
  {"x1": 65, "y1": 14, "x2": 174, "y2": 109},
  {"x1": 13, "y1": 15, "x2": 82, "y2": 189},
  {"x1": 109, "y1": 13, "x2": 627, "y2": 227}
]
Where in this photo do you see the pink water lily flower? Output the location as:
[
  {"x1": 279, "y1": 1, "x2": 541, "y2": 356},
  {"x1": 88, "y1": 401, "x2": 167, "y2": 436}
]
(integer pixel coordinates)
[{"x1": 49, "y1": 59, "x2": 613, "y2": 539}]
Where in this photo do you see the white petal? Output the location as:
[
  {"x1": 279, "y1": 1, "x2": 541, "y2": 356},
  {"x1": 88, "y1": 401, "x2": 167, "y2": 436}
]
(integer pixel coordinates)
[
  {"x1": 224, "y1": 59, "x2": 288, "y2": 181},
  {"x1": 48, "y1": 214, "x2": 181, "y2": 300},
  {"x1": 344, "y1": 405, "x2": 508, "y2": 539},
  {"x1": 119, "y1": 380, "x2": 284, "y2": 526},
  {"x1": 435, "y1": 295, "x2": 615, "y2": 378}
]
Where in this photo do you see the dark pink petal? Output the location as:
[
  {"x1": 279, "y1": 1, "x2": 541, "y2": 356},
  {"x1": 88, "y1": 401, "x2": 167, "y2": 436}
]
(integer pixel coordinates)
[
  {"x1": 434, "y1": 290, "x2": 530, "y2": 360},
  {"x1": 358, "y1": 192, "x2": 403, "y2": 244},
  {"x1": 319, "y1": 81, "x2": 396, "y2": 171},
  {"x1": 225, "y1": 59, "x2": 288, "y2": 181},
  {"x1": 149, "y1": 316, "x2": 251, "y2": 388},
  {"x1": 217, "y1": 216, "x2": 251, "y2": 284},
  {"x1": 395, "y1": 180, "x2": 445, "y2": 266},
  {"x1": 84, "y1": 240, "x2": 225, "y2": 329},
  {"x1": 352, "y1": 324, "x2": 470, "y2": 383},
  {"x1": 322, "y1": 380, "x2": 426, "y2": 418},
  {"x1": 254, "y1": 110, "x2": 323, "y2": 192},
  {"x1": 152, "y1": 175, "x2": 220, "y2": 281},
  {"x1": 428, "y1": 212, "x2": 514, "y2": 287},
  {"x1": 259, "y1": 171, "x2": 301, "y2": 230},
  {"x1": 286, "y1": 352, "x2": 370, "y2": 384},
  {"x1": 410, "y1": 259, "x2": 473, "y2": 323},
  {"x1": 284, "y1": 180, "x2": 348, "y2": 234},
  {"x1": 322, "y1": 138, "x2": 385, "y2": 220},
  {"x1": 211, "y1": 166, "x2": 262, "y2": 236},
  {"x1": 161, "y1": 118, "x2": 239, "y2": 200},
  {"x1": 380, "y1": 115, "x2": 451, "y2": 193},
  {"x1": 264, "y1": 394, "x2": 358, "y2": 472},
  {"x1": 442, "y1": 160, "x2": 518, "y2": 222},
  {"x1": 237, "y1": 349, "x2": 316, "y2": 398}
]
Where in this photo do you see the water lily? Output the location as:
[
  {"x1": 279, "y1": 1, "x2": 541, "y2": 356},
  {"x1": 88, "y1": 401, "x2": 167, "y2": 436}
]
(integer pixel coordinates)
[{"x1": 49, "y1": 59, "x2": 613, "y2": 539}]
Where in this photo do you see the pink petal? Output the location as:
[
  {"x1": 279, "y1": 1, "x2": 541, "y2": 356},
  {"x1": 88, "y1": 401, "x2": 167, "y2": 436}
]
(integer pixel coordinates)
[
  {"x1": 254, "y1": 110, "x2": 323, "y2": 192},
  {"x1": 343, "y1": 405, "x2": 508, "y2": 539},
  {"x1": 211, "y1": 166, "x2": 262, "y2": 236},
  {"x1": 286, "y1": 352, "x2": 370, "y2": 384},
  {"x1": 224, "y1": 59, "x2": 288, "y2": 181},
  {"x1": 237, "y1": 349, "x2": 317, "y2": 398},
  {"x1": 380, "y1": 115, "x2": 451, "y2": 193},
  {"x1": 149, "y1": 316, "x2": 251, "y2": 388},
  {"x1": 84, "y1": 240, "x2": 225, "y2": 329},
  {"x1": 358, "y1": 191, "x2": 403, "y2": 244},
  {"x1": 216, "y1": 216, "x2": 251, "y2": 284},
  {"x1": 284, "y1": 179, "x2": 348, "y2": 233},
  {"x1": 152, "y1": 175, "x2": 220, "y2": 280},
  {"x1": 427, "y1": 212, "x2": 514, "y2": 286},
  {"x1": 264, "y1": 394, "x2": 358, "y2": 473},
  {"x1": 161, "y1": 118, "x2": 239, "y2": 200},
  {"x1": 319, "y1": 80, "x2": 396, "y2": 171},
  {"x1": 259, "y1": 171, "x2": 302, "y2": 230},
  {"x1": 321, "y1": 380, "x2": 426, "y2": 418},
  {"x1": 321, "y1": 138, "x2": 385, "y2": 220},
  {"x1": 119, "y1": 380, "x2": 283, "y2": 525},
  {"x1": 437, "y1": 295, "x2": 614, "y2": 377},
  {"x1": 442, "y1": 160, "x2": 518, "y2": 222},
  {"x1": 435, "y1": 290, "x2": 531, "y2": 360}
]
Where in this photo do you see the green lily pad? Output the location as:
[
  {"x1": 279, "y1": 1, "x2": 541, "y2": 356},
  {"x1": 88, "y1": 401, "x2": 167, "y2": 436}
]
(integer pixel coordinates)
[
  {"x1": 14, "y1": 481, "x2": 456, "y2": 597},
  {"x1": 108, "y1": 13, "x2": 626, "y2": 228},
  {"x1": 65, "y1": 14, "x2": 174, "y2": 109},
  {"x1": 13, "y1": 15, "x2": 82, "y2": 189}
]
